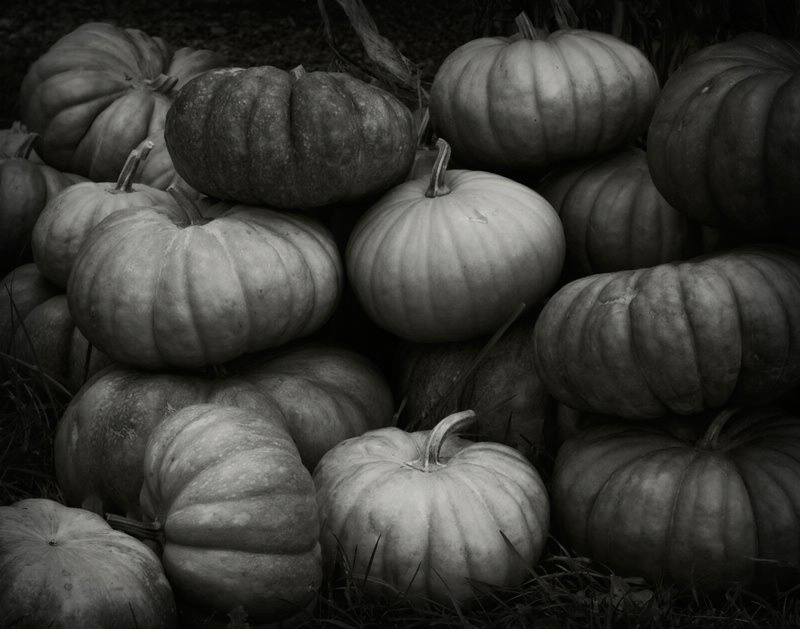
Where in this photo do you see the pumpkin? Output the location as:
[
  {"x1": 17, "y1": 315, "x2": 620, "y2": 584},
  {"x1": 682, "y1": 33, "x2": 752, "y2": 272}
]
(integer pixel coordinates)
[
  {"x1": 54, "y1": 342, "x2": 394, "y2": 518},
  {"x1": 537, "y1": 146, "x2": 735, "y2": 276},
  {"x1": 346, "y1": 138, "x2": 565, "y2": 343},
  {"x1": 32, "y1": 142, "x2": 175, "y2": 288},
  {"x1": 0, "y1": 134, "x2": 86, "y2": 274},
  {"x1": 552, "y1": 406, "x2": 800, "y2": 589},
  {"x1": 0, "y1": 263, "x2": 59, "y2": 354},
  {"x1": 429, "y1": 13, "x2": 659, "y2": 173},
  {"x1": 109, "y1": 403, "x2": 322, "y2": 625},
  {"x1": 313, "y1": 410, "x2": 550, "y2": 605},
  {"x1": 647, "y1": 32, "x2": 800, "y2": 239},
  {"x1": 66, "y1": 190, "x2": 343, "y2": 369},
  {"x1": 19, "y1": 22, "x2": 227, "y2": 181},
  {"x1": 532, "y1": 245, "x2": 800, "y2": 419},
  {"x1": 164, "y1": 64, "x2": 416, "y2": 208},
  {"x1": 0, "y1": 498, "x2": 176, "y2": 628},
  {"x1": 131, "y1": 128, "x2": 198, "y2": 197}
]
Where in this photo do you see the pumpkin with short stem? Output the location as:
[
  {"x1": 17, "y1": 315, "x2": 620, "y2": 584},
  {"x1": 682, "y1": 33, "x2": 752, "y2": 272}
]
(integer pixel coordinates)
[
  {"x1": 0, "y1": 498, "x2": 177, "y2": 629},
  {"x1": 108, "y1": 403, "x2": 322, "y2": 626},
  {"x1": 647, "y1": 32, "x2": 800, "y2": 239},
  {"x1": 32, "y1": 142, "x2": 175, "y2": 288},
  {"x1": 19, "y1": 22, "x2": 226, "y2": 181},
  {"x1": 164, "y1": 64, "x2": 416, "y2": 208},
  {"x1": 66, "y1": 189, "x2": 343, "y2": 370},
  {"x1": 552, "y1": 406, "x2": 800, "y2": 589},
  {"x1": 429, "y1": 13, "x2": 659, "y2": 173},
  {"x1": 313, "y1": 410, "x2": 550, "y2": 605},
  {"x1": 54, "y1": 342, "x2": 394, "y2": 518},
  {"x1": 532, "y1": 245, "x2": 800, "y2": 418},
  {"x1": 346, "y1": 138, "x2": 565, "y2": 343}
]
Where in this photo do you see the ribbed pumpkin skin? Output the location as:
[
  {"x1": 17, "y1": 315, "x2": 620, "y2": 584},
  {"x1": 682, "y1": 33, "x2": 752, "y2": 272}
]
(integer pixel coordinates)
[
  {"x1": 139, "y1": 404, "x2": 322, "y2": 624},
  {"x1": 54, "y1": 343, "x2": 394, "y2": 518},
  {"x1": 0, "y1": 498, "x2": 176, "y2": 629},
  {"x1": 533, "y1": 245, "x2": 800, "y2": 418},
  {"x1": 313, "y1": 415, "x2": 550, "y2": 605},
  {"x1": 19, "y1": 22, "x2": 226, "y2": 181},
  {"x1": 66, "y1": 202, "x2": 343, "y2": 369},
  {"x1": 647, "y1": 33, "x2": 800, "y2": 237},
  {"x1": 346, "y1": 170, "x2": 565, "y2": 342},
  {"x1": 538, "y1": 147, "x2": 715, "y2": 276},
  {"x1": 429, "y1": 30, "x2": 659, "y2": 172},
  {"x1": 552, "y1": 407, "x2": 800, "y2": 588},
  {"x1": 164, "y1": 66, "x2": 417, "y2": 208}
]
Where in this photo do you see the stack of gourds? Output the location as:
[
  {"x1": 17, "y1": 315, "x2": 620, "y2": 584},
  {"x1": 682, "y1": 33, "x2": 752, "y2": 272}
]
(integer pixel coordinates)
[{"x1": 2, "y1": 10, "x2": 800, "y2": 628}]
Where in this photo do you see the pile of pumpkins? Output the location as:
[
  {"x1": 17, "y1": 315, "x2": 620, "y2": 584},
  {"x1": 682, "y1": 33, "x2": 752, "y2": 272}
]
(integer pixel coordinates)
[{"x1": 2, "y1": 12, "x2": 800, "y2": 628}]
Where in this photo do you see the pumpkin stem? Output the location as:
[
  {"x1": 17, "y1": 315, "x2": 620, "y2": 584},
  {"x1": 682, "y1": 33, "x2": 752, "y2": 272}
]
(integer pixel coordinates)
[
  {"x1": 113, "y1": 141, "x2": 153, "y2": 193},
  {"x1": 515, "y1": 12, "x2": 543, "y2": 40},
  {"x1": 408, "y1": 410, "x2": 476, "y2": 472},
  {"x1": 424, "y1": 138, "x2": 452, "y2": 198},
  {"x1": 290, "y1": 65, "x2": 306, "y2": 80},
  {"x1": 167, "y1": 184, "x2": 207, "y2": 226},
  {"x1": 106, "y1": 513, "x2": 165, "y2": 544},
  {"x1": 13, "y1": 133, "x2": 38, "y2": 160},
  {"x1": 147, "y1": 73, "x2": 180, "y2": 93},
  {"x1": 696, "y1": 407, "x2": 740, "y2": 450}
]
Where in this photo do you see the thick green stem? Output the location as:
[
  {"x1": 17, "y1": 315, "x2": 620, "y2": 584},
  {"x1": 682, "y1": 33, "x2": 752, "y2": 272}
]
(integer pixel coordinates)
[
  {"x1": 696, "y1": 407, "x2": 740, "y2": 450},
  {"x1": 113, "y1": 141, "x2": 153, "y2": 193},
  {"x1": 407, "y1": 410, "x2": 476, "y2": 472},
  {"x1": 167, "y1": 184, "x2": 207, "y2": 226},
  {"x1": 106, "y1": 513, "x2": 165, "y2": 544},
  {"x1": 424, "y1": 138, "x2": 452, "y2": 198},
  {"x1": 147, "y1": 73, "x2": 180, "y2": 93}
]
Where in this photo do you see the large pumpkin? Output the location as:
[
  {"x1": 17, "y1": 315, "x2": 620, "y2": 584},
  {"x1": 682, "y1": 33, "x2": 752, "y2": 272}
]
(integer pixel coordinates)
[
  {"x1": 429, "y1": 13, "x2": 659, "y2": 172},
  {"x1": 66, "y1": 191, "x2": 343, "y2": 369},
  {"x1": 164, "y1": 65, "x2": 416, "y2": 209},
  {"x1": 313, "y1": 410, "x2": 550, "y2": 605},
  {"x1": 552, "y1": 407, "x2": 800, "y2": 589},
  {"x1": 0, "y1": 498, "x2": 176, "y2": 628},
  {"x1": 647, "y1": 32, "x2": 800, "y2": 238},
  {"x1": 19, "y1": 22, "x2": 226, "y2": 181},
  {"x1": 346, "y1": 139, "x2": 565, "y2": 343},
  {"x1": 109, "y1": 404, "x2": 322, "y2": 625},
  {"x1": 54, "y1": 342, "x2": 394, "y2": 518},
  {"x1": 533, "y1": 245, "x2": 800, "y2": 418}
]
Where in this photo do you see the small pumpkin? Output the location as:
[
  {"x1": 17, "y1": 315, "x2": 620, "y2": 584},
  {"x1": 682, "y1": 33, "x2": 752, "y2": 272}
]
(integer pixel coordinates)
[
  {"x1": 313, "y1": 410, "x2": 550, "y2": 605},
  {"x1": 19, "y1": 22, "x2": 227, "y2": 181},
  {"x1": 346, "y1": 138, "x2": 565, "y2": 343},
  {"x1": 552, "y1": 406, "x2": 800, "y2": 589},
  {"x1": 429, "y1": 13, "x2": 659, "y2": 173},
  {"x1": 533, "y1": 245, "x2": 800, "y2": 418},
  {"x1": 0, "y1": 498, "x2": 176, "y2": 629},
  {"x1": 109, "y1": 403, "x2": 322, "y2": 625},
  {"x1": 165, "y1": 64, "x2": 416, "y2": 209}
]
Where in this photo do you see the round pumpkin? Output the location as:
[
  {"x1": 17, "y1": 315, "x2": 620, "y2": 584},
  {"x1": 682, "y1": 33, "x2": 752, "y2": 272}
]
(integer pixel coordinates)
[
  {"x1": 19, "y1": 22, "x2": 227, "y2": 181},
  {"x1": 537, "y1": 146, "x2": 734, "y2": 276},
  {"x1": 313, "y1": 410, "x2": 550, "y2": 605},
  {"x1": 54, "y1": 342, "x2": 394, "y2": 518},
  {"x1": 346, "y1": 139, "x2": 565, "y2": 343},
  {"x1": 0, "y1": 498, "x2": 176, "y2": 628},
  {"x1": 164, "y1": 64, "x2": 416, "y2": 208},
  {"x1": 32, "y1": 142, "x2": 175, "y2": 288},
  {"x1": 552, "y1": 406, "x2": 800, "y2": 589},
  {"x1": 109, "y1": 403, "x2": 322, "y2": 625},
  {"x1": 66, "y1": 191, "x2": 343, "y2": 369},
  {"x1": 533, "y1": 245, "x2": 800, "y2": 418},
  {"x1": 0, "y1": 263, "x2": 59, "y2": 354},
  {"x1": 429, "y1": 13, "x2": 659, "y2": 173},
  {"x1": 647, "y1": 32, "x2": 800, "y2": 238}
]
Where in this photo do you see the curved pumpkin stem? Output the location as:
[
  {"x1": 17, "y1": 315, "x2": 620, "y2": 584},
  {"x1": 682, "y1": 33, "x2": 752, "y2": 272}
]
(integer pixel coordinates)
[
  {"x1": 106, "y1": 513, "x2": 165, "y2": 544},
  {"x1": 147, "y1": 73, "x2": 180, "y2": 93},
  {"x1": 425, "y1": 138, "x2": 452, "y2": 198},
  {"x1": 407, "y1": 409, "x2": 475, "y2": 472},
  {"x1": 112, "y1": 141, "x2": 154, "y2": 193},
  {"x1": 696, "y1": 407, "x2": 740, "y2": 450},
  {"x1": 167, "y1": 184, "x2": 207, "y2": 226}
]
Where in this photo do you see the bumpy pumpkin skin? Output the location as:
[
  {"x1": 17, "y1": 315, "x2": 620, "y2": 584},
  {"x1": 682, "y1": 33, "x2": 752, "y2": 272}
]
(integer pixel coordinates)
[
  {"x1": 139, "y1": 404, "x2": 322, "y2": 624},
  {"x1": 313, "y1": 411, "x2": 550, "y2": 605},
  {"x1": 67, "y1": 198, "x2": 343, "y2": 369},
  {"x1": 533, "y1": 245, "x2": 800, "y2": 419},
  {"x1": 164, "y1": 66, "x2": 417, "y2": 208},
  {"x1": 19, "y1": 22, "x2": 226, "y2": 181},
  {"x1": 429, "y1": 27, "x2": 659, "y2": 172},
  {"x1": 54, "y1": 342, "x2": 394, "y2": 518},
  {"x1": 647, "y1": 32, "x2": 800, "y2": 238},
  {"x1": 0, "y1": 498, "x2": 177, "y2": 629},
  {"x1": 552, "y1": 407, "x2": 800, "y2": 589}
]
